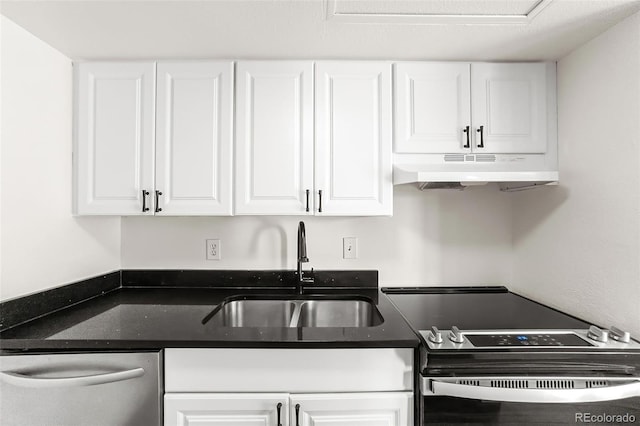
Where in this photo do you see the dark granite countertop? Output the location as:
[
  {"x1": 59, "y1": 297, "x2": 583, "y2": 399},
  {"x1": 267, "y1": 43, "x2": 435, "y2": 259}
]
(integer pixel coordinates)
[{"x1": 0, "y1": 270, "x2": 420, "y2": 352}]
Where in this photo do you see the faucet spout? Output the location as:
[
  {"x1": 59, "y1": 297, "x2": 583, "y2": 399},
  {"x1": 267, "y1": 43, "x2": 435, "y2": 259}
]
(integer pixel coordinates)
[
  {"x1": 298, "y1": 221, "x2": 308, "y2": 263},
  {"x1": 296, "y1": 221, "x2": 313, "y2": 294}
]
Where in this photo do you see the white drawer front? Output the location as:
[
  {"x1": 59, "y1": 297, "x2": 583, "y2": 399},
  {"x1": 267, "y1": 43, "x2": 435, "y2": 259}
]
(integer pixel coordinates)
[{"x1": 165, "y1": 348, "x2": 413, "y2": 393}]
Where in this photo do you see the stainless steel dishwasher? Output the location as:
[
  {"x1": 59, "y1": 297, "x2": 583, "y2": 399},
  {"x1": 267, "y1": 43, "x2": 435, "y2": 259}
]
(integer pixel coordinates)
[{"x1": 0, "y1": 351, "x2": 162, "y2": 426}]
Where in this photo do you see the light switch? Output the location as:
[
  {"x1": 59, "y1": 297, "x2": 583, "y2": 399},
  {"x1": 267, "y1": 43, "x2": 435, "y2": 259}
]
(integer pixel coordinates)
[{"x1": 343, "y1": 237, "x2": 357, "y2": 259}]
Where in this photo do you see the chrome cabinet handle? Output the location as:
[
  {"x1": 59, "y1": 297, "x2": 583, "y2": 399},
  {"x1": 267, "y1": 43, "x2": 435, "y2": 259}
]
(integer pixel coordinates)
[
  {"x1": 142, "y1": 190, "x2": 150, "y2": 212},
  {"x1": 476, "y1": 125, "x2": 485, "y2": 148},
  {"x1": 295, "y1": 403, "x2": 301, "y2": 426},
  {"x1": 155, "y1": 190, "x2": 163, "y2": 213},
  {"x1": 318, "y1": 190, "x2": 323, "y2": 213},
  {"x1": 305, "y1": 189, "x2": 310, "y2": 213},
  {"x1": 0, "y1": 367, "x2": 145, "y2": 388},
  {"x1": 463, "y1": 125, "x2": 470, "y2": 148},
  {"x1": 276, "y1": 402, "x2": 283, "y2": 426}
]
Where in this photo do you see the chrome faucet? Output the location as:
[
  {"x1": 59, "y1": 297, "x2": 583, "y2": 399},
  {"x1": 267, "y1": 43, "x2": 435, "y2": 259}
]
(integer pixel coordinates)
[{"x1": 296, "y1": 221, "x2": 314, "y2": 294}]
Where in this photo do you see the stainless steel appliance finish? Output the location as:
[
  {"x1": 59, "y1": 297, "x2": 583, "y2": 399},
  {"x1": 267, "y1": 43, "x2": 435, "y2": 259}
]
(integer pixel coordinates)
[
  {"x1": 0, "y1": 351, "x2": 161, "y2": 426},
  {"x1": 420, "y1": 328, "x2": 640, "y2": 350},
  {"x1": 384, "y1": 287, "x2": 640, "y2": 425},
  {"x1": 422, "y1": 376, "x2": 640, "y2": 404}
]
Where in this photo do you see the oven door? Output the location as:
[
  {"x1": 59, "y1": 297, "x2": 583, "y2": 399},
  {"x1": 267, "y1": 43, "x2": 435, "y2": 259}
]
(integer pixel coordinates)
[{"x1": 421, "y1": 376, "x2": 640, "y2": 425}]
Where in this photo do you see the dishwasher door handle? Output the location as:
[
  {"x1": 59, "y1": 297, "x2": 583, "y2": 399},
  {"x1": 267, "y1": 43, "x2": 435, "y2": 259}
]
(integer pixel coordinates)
[
  {"x1": 0, "y1": 367, "x2": 145, "y2": 388},
  {"x1": 425, "y1": 378, "x2": 640, "y2": 403}
]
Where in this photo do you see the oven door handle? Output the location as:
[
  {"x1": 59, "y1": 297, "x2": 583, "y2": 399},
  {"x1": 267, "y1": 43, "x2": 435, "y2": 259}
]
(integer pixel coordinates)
[{"x1": 425, "y1": 378, "x2": 640, "y2": 403}]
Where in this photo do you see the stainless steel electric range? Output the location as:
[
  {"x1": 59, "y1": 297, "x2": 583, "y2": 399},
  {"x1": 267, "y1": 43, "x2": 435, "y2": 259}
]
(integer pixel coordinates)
[{"x1": 383, "y1": 287, "x2": 640, "y2": 426}]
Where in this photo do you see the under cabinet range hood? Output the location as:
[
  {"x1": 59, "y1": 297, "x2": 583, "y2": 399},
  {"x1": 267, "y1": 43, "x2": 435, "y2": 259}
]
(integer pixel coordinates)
[{"x1": 393, "y1": 164, "x2": 559, "y2": 192}]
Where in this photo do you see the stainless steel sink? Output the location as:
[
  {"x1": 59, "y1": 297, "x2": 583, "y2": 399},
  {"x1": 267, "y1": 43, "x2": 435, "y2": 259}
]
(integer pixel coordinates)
[
  {"x1": 210, "y1": 297, "x2": 383, "y2": 328},
  {"x1": 296, "y1": 300, "x2": 383, "y2": 327},
  {"x1": 214, "y1": 300, "x2": 296, "y2": 327}
]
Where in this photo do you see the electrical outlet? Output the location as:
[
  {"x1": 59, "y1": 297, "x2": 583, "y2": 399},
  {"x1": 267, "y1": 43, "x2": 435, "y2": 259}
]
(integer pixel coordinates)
[
  {"x1": 343, "y1": 237, "x2": 357, "y2": 259},
  {"x1": 206, "y1": 239, "x2": 221, "y2": 260}
]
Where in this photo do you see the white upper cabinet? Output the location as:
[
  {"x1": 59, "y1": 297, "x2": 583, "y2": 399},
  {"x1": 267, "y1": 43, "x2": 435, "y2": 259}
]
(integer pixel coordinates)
[
  {"x1": 156, "y1": 61, "x2": 233, "y2": 215},
  {"x1": 75, "y1": 61, "x2": 233, "y2": 216},
  {"x1": 315, "y1": 61, "x2": 393, "y2": 216},
  {"x1": 394, "y1": 61, "x2": 550, "y2": 154},
  {"x1": 471, "y1": 62, "x2": 548, "y2": 154},
  {"x1": 74, "y1": 61, "x2": 155, "y2": 215},
  {"x1": 394, "y1": 62, "x2": 471, "y2": 153},
  {"x1": 235, "y1": 61, "x2": 314, "y2": 215}
]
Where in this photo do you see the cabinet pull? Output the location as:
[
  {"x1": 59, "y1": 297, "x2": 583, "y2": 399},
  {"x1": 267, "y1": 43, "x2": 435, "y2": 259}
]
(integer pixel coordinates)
[
  {"x1": 142, "y1": 190, "x2": 150, "y2": 212},
  {"x1": 295, "y1": 403, "x2": 301, "y2": 426},
  {"x1": 276, "y1": 402, "x2": 282, "y2": 426},
  {"x1": 155, "y1": 190, "x2": 163, "y2": 213},
  {"x1": 305, "y1": 189, "x2": 310, "y2": 213},
  {"x1": 476, "y1": 125, "x2": 485, "y2": 148},
  {"x1": 463, "y1": 125, "x2": 470, "y2": 148},
  {"x1": 318, "y1": 190, "x2": 323, "y2": 213}
]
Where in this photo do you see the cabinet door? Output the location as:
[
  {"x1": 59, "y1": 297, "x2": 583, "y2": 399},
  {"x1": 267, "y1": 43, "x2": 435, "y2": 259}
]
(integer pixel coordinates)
[
  {"x1": 315, "y1": 62, "x2": 393, "y2": 216},
  {"x1": 291, "y1": 392, "x2": 412, "y2": 426},
  {"x1": 164, "y1": 393, "x2": 288, "y2": 426},
  {"x1": 74, "y1": 61, "x2": 155, "y2": 215},
  {"x1": 156, "y1": 61, "x2": 233, "y2": 215},
  {"x1": 394, "y1": 62, "x2": 471, "y2": 153},
  {"x1": 471, "y1": 62, "x2": 548, "y2": 154},
  {"x1": 235, "y1": 61, "x2": 314, "y2": 215}
]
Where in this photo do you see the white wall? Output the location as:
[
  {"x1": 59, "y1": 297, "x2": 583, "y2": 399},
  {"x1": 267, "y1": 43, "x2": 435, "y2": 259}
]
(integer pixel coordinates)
[
  {"x1": 511, "y1": 12, "x2": 640, "y2": 338},
  {"x1": 122, "y1": 184, "x2": 513, "y2": 287},
  {"x1": 0, "y1": 16, "x2": 121, "y2": 301}
]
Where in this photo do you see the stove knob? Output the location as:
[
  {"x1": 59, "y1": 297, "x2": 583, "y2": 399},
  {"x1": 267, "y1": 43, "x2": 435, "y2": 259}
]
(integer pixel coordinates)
[
  {"x1": 610, "y1": 326, "x2": 631, "y2": 343},
  {"x1": 449, "y1": 326, "x2": 465, "y2": 344},
  {"x1": 587, "y1": 325, "x2": 609, "y2": 343},
  {"x1": 428, "y1": 326, "x2": 443, "y2": 344}
]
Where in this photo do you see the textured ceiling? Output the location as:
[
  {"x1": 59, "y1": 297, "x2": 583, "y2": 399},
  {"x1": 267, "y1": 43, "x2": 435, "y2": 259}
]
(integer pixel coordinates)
[{"x1": 1, "y1": 0, "x2": 640, "y2": 61}]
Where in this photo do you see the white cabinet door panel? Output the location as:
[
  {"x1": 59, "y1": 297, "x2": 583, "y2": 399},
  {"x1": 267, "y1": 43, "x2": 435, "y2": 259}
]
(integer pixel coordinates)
[
  {"x1": 75, "y1": 61, "x2": 155, "y2": 214},
  {"x1": 315, "y1": 61, "x2": 392, "y2": 216},
  {"x1": 394, "y1": 62, "x2": 471, "y2": 153},
  {"x1": 156, "y1": 61, "x2": 233, "y2": 215},
  {"x1": 235, "y1": 61, "x2": 314, "y2": 215},
  {"x1": 471, "y1": 62, "x2": 547, "y2": 154},
  {"x1": 291, "y1": 392, "x2": 412, "y2": 426},
  {"x1": 164, "y1": 393, "x2": 288, "y2": 426}
]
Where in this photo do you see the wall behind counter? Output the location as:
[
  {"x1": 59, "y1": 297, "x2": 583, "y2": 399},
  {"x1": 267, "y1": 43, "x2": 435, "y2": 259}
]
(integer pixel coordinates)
[
  {"x1": 0, "y1": 17, "x2": 121, "y2": 301},
  {"x1": 121, "y1": 184, "x2": 512, "y2": 287},
  {"x1": 511, "y1": 11, "x2": 640, "y2": 338}
]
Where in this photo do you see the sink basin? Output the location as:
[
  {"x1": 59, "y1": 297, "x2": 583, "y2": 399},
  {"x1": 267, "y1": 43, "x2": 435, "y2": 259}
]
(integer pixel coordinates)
[
  {"x1": 297, "y1": 300, "x2": 383, "y2": 327},
  {"x1": 214, "y1": 300, "x2": 296, "y2": 327},
  {"x1": 210, "y1": 297, "x2": 383, "y2": 328}
]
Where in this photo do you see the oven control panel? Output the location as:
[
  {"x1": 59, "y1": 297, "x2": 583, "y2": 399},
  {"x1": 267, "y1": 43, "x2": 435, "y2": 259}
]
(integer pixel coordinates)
[
  {"x1": 465, "y1": 333, "x2": 592, "y2": 347},
  {"x1": 421, "y1": 327, "x2": 640, "y2": 350}
]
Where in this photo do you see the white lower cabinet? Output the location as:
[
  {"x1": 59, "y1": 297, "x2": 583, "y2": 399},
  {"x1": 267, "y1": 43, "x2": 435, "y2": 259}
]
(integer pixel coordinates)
[
  {"x1": 164, "y1": 393, "x2": 288, "y2": 426},
  {"x1": 164, "y1": 348, "x2": 414, "y2": 426},
  {"x1": 291, "y1": 392, "x2": 412, "y2": 426},
  {"x1": 164, "y1": 392, "x2": 412, "y2": 426}
]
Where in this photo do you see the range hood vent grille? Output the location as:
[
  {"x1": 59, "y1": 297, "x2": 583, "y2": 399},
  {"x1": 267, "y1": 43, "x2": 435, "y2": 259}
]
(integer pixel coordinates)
[{"x1": 444, "y1": 154, "x2": 465, "y2": 162}]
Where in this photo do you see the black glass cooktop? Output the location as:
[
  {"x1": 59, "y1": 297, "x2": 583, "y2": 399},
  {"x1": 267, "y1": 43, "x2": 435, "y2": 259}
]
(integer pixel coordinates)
[{"x1": 383, "y1": 287, "x2": 589, "y2": 331}]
